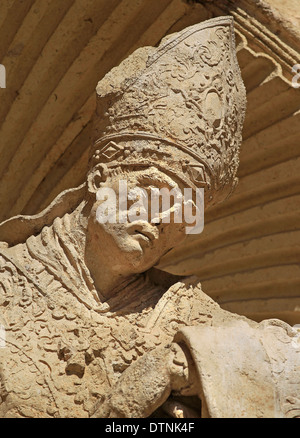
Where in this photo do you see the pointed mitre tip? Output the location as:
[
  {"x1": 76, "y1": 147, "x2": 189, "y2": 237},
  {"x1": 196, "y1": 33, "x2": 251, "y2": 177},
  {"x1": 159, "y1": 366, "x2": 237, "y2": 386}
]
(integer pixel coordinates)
[{"x1": 95, "y1": 15, "x2": 236, "y2": 96}]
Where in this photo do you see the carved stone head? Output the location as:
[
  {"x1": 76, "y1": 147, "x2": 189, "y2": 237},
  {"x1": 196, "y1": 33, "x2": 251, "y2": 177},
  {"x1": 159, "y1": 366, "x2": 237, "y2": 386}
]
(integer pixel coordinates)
[{"x1": 91, "y1": 16, "x2": 246, "y2": 209}]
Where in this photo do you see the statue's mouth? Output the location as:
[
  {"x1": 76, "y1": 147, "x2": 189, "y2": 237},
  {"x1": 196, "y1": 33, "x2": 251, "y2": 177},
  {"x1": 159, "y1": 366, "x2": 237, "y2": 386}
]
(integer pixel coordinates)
[
  {"x1": 126, "y1": 222, "x2": 158, "y2": 244},
  {"x1": 133, "y1": 230, "x2": 153, "y2": 242}
]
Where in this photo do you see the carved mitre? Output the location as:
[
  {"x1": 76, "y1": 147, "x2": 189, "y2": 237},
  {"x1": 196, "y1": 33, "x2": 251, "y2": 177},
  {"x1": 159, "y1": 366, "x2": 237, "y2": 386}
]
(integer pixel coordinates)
[{"x1": 92, "y1": 16, "x2": 246, "y2": 207}]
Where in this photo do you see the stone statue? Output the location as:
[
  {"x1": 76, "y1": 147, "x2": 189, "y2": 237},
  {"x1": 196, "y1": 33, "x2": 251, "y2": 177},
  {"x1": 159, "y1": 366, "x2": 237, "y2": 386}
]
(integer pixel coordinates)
[{"x1": 0, "y1": 16, "x2": 299, "y2": 418}]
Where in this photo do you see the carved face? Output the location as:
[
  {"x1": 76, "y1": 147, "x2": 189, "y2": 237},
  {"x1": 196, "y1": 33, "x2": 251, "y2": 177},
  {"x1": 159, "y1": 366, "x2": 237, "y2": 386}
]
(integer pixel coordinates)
[{"x1": 87, "y1": 167, "x2": 189, "y2": 276}]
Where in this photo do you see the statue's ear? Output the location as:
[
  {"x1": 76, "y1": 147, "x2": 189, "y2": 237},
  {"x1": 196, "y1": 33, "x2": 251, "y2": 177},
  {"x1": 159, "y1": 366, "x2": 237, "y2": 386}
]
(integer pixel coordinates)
[{"x1": 87, "y1": 164, "x2": 108, "y2": 194}]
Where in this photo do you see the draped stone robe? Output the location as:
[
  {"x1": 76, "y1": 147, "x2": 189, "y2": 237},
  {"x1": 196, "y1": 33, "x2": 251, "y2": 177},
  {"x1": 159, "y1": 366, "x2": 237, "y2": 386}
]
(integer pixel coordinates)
[{"x1": 0, "y1": 213, "x2": 299, "y2": 418}]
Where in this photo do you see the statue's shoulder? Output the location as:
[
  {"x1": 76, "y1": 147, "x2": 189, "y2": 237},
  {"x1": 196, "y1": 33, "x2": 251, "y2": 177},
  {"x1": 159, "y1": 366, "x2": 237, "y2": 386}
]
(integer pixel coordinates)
[
  {"x1": 156, "y1": 275, "x2": 261, "y2": 339},
  {"x1": 148, "y1": 275, "x2": 235, "y2": 331}
]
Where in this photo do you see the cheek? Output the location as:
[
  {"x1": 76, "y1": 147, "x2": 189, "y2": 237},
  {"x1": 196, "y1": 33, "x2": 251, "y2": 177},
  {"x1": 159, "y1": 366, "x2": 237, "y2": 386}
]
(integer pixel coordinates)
[{"x1": 101, "y1": 223, "x2": 144, "y2": 255}]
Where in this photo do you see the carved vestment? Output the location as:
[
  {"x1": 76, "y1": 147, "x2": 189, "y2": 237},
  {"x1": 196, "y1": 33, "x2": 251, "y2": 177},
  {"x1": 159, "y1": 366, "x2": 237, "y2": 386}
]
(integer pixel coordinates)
[
  {"x1": 0, "y1": 215, "x2": 299, "y2": 417},
  {"x1": 0, "y1": 214, "x2": 228, "y2": 417}
]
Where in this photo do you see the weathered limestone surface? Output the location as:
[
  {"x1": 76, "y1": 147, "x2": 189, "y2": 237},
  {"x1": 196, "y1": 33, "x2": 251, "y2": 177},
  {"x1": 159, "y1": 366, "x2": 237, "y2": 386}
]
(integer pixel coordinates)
[{"x1": 0, "y1": 17, "x2": 299, "y2": 418}]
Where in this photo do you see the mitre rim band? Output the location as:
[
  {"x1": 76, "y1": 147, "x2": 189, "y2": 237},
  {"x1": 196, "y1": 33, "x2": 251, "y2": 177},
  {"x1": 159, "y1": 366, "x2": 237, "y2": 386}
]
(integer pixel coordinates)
[
  {"x1": 93, "y1": 131, "x2": 214, "y2": 185},
  {"x1": 104, "y1": 161, "x2": 200, "y2": 192}
]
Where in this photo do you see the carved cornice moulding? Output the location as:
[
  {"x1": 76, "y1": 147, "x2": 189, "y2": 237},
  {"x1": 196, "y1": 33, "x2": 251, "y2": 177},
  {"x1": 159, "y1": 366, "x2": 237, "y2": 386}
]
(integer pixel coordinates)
[
  {"x1": 231, "y1": 10, "x2": 298, "y2": 81},
  {"x1": 198, "y1": 0, "x2": 300, "y2": 81}
]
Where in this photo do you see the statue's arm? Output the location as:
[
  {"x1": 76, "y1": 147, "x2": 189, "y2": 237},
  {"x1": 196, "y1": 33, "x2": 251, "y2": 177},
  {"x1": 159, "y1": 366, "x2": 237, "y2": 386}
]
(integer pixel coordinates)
[{"x1": 91, "y1": 342, "x2": 199, "y2": 418}]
